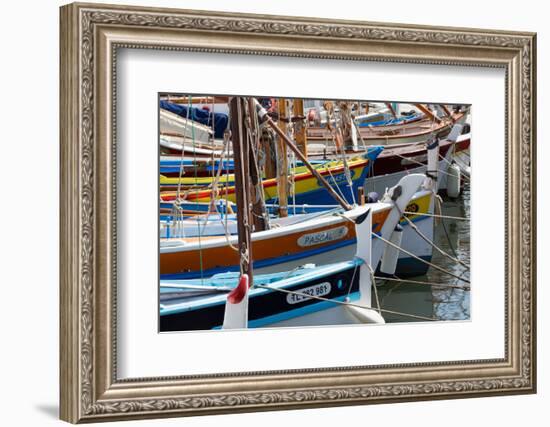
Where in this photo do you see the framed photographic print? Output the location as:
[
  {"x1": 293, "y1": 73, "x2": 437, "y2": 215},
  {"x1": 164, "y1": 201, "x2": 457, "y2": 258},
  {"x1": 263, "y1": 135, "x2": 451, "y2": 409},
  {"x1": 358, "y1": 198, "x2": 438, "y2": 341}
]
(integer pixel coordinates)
[{"x1": 59, "y1": 2, "x2": 536, "y2": 423}]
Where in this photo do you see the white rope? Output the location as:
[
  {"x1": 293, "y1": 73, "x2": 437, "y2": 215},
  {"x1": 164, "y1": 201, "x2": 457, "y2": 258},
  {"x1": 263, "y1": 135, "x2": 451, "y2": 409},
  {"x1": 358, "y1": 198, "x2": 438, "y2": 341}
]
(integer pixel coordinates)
[
  {"x1": 391, "y1": 150, "x2": 461, "y2": 181},
  {"x1": 438, "y1": 152, "x2": 471, "y2": 182},
  {"x1": 372, "y1": 233, "x2": 470, "y2": 284},
  {"x1": 375, "y1": 276, "x2": 470, "y2": 291},
  {"x1": 397, "y1": 204, "x2": 470, "y2": 269},
  {"x1": 403, "y1": 211, "x2": 469, "y2": 221},
  {"x1": 367, "y1": 263, "x2": 382, "y2": 315}
]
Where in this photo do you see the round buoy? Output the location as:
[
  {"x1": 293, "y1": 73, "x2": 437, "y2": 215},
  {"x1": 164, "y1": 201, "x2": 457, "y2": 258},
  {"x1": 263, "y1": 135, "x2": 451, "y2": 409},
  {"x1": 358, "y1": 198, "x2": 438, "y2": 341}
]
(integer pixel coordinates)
[{"x1": 446, "y1": 162, "x2": 461, "y2": 198}]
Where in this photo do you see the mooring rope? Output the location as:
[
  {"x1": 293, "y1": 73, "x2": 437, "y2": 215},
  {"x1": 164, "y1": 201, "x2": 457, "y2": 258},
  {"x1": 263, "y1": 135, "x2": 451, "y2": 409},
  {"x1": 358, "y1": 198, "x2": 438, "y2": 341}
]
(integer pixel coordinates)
[
  {"x1": 397, "y1": 204, "x2": 470, "y2": 269},
  {"x1": 391, "y1": 150, "x2": 459, "y2": 181},
  {"x1": 374, "y1": 276, "x2": 470, "y2": 291},
  {"x1": 372, "y1": 233, "x2": 470, "y2": 284},
  {"x1": 434, "y1": 193, "x2": 463, "y2": 261},
  {"x1": 403, "y1": 211, "x2": 469, "y2": 221},
  {"x1": 367, "y1": 263, "x2": 382, "y2": 315}
]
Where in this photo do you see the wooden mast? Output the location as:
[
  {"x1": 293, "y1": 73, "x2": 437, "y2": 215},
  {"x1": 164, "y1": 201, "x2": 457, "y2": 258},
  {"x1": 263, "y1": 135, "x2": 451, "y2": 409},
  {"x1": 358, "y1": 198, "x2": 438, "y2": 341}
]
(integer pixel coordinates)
[
  {"x1": 262, "y1": 99, "x2": 277, "y2": 180},
  {"x1": 385, "y1": 102, "x2": 397, "y2": 119},
  {"x1": 246, "y1": 97, "x2": 269, "y2": 232},
  {"x1": 293, "y1": 98, "x2": 307, "y2": 157},
  {"x1": 229, "y1": 97, "x2": 253, "y2": 282},
  {"x1": 276, "y1": 98, "x2": 289, "y2": 217}
]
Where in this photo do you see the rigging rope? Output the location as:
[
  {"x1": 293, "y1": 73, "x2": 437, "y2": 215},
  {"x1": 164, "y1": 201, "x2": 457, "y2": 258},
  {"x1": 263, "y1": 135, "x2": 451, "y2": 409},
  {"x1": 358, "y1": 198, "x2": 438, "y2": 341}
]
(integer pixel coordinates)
[{"x1": 372, "y1": 232, "x2": 470, "y2": 284}]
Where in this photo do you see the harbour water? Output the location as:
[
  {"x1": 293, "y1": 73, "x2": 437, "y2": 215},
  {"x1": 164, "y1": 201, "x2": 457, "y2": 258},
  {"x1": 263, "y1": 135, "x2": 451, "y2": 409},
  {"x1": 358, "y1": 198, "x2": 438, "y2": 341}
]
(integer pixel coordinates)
[
  {"x1": 380, "y1": 183, "x2": 471, "y2": 323},
  {"x1": 272, "y1": 183, "x2": 471, "y2": 327}
]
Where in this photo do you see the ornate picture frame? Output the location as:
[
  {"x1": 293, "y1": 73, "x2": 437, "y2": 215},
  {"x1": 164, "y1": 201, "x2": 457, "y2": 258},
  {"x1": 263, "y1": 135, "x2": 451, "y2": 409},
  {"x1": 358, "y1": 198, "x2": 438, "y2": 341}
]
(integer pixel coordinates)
[{"x1": 60, "y1": 2, "x2": 536, "y2": 423}]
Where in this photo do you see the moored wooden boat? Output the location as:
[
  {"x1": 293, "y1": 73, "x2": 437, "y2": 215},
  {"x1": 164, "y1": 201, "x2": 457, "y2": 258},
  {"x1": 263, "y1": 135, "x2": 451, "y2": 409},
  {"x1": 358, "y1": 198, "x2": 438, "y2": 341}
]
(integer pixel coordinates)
[
  {"x1": 160, "y1": 173, "x2": 426, "y2": 280},
  {"x1": 306, "y1": 109, "x2": 468, "y2": 155},
  {"x1": 160, "y1": 189, "x2": 434, "y2": 278},
  {"x1": 160, "y1": 146, "x2": 384, "y2": 206},
  {"x1": 364, "y1": 130, "x2": 470, "y2": 196},
  {"x1": 158, "y1": 131, "x2": 469, "y2": 201},
  {"x1": 160, "y1": 208, "x2": 384, "y2": 331}
]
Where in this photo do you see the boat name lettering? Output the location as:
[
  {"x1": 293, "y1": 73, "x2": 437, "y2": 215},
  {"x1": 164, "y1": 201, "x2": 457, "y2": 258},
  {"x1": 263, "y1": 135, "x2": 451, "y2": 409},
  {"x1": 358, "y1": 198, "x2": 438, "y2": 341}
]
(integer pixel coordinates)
[
  {"x1": 286, "y1": 282, "x2": 332, "y2": 305},
  {"x1": 317, "y1": 170, "x2": 355, "y2": 187},
  {"x1": 297, "y1": 226, "x2": 348, "y2": 247}
]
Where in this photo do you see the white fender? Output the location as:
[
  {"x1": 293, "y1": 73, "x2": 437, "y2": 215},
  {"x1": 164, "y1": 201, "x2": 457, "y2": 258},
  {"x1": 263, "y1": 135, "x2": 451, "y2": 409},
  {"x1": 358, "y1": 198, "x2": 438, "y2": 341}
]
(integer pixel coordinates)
[
  {"x1": 222, "y1": 274, "x2": 249, "y2": 329},
  {"x1": 446, "y1": 163, "x2": 462, "y2": 198}
]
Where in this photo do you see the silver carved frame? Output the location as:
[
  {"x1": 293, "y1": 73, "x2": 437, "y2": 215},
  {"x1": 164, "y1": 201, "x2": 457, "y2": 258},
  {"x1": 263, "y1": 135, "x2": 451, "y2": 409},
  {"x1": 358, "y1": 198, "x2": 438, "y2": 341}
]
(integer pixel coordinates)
[{"x1": 59, "y1": 2, "x2": 537, "y2": 423}]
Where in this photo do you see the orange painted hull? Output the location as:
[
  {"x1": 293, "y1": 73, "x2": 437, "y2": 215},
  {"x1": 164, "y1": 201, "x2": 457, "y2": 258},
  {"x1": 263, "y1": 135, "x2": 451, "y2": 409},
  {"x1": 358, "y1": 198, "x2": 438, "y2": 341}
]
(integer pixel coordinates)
[{"x1": 160, "y1": 208, "x2": 391, "y2": 278}]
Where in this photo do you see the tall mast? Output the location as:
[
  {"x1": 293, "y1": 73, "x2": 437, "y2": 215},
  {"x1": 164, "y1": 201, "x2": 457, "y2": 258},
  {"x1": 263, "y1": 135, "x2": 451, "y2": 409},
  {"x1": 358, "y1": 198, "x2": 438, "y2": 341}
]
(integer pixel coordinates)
[
  {"x1": 229, "y1": 97, "x2": 253, "y2": 282},
  {"x1": 385, "y1": 102, "x2": 397, "y2": 119},
  {"x1": 246, "y1": 97, "x2": 269, "y2": 232},
  {"x1": 293, "y1": 98, "x2": 307, "y2": 157},
  {"x1": 262, "y1": 99, "x2": 277, "y2": 180},
  {"x1": 276, "y1": 98, "x2": 289, "y2": 217}
]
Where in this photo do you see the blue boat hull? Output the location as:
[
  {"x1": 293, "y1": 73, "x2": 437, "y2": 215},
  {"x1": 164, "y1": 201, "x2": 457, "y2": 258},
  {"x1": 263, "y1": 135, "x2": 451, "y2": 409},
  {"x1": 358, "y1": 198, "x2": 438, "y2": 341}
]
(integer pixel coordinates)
[{"x1": 160, "y1": 261, "x2": 361, "y2": 331}]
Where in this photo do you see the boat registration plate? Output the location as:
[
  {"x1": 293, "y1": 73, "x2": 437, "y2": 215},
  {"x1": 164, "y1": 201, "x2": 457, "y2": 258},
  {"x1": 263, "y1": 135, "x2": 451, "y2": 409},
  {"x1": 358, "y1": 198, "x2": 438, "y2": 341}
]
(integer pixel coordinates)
[
  {"x1": 297, "y1": 226, "x2": 348, "y2": 247},
  {"x1": 286, "y1": 282, "x2": 332, "y2": 305}
]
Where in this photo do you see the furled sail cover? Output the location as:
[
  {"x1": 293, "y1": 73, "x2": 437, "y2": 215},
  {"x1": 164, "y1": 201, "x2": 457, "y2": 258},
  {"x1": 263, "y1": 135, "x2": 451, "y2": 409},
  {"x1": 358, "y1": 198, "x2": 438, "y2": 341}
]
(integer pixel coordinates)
[{"x1": 160, "y1": 100, "x2": 229, "y2": 139}]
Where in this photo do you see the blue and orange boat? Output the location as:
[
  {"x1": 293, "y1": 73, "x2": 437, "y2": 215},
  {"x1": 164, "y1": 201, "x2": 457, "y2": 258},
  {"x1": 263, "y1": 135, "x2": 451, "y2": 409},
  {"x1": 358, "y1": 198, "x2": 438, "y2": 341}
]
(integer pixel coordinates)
[
  {"x1": 160, "y1": 173, "x2": 427, "y2": 281},
  {"x1": 160, "y1": 207, "x2": 384, "y2": 331}
]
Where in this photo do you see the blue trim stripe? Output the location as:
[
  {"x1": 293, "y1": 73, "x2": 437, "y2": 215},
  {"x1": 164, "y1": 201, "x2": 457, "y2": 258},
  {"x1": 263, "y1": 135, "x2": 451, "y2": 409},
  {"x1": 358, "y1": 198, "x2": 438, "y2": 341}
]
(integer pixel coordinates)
[
  {"x1": 210, "y1": 292, "x2": 361, "y2": 329},
  {"x1": 160, "y1": 214, "x2": 432, "y2": 279},
  {"x1": 248, "y1": 292, "x2": 360, "y2": 327}
]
